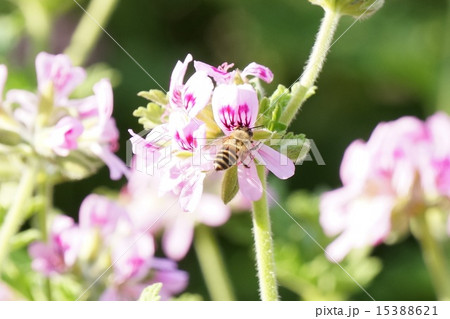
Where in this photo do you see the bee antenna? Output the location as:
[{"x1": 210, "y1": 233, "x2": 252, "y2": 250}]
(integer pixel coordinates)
[{"x1": 250, "y1": 125, "x2": 265, "y2": 130}]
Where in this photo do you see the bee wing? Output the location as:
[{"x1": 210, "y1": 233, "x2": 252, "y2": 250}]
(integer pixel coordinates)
[{"x1": 193, "y1": 136, "x2": 232, "y2": 173}]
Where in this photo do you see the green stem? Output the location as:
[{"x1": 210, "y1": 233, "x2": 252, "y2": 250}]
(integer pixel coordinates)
[
  {"x1": 0, "y1": 165, "x2": 36, "y2": 272},
  {"x1": 37, "y1": 171, "x2": 53, "y2": 301},
  {"x1": 280, "y1": 8, "x2": 341, "y2": 126},
  {"x1": 65, "y1": 0, "x2": 119, "y2": 66},
  {"x1": 415, "y1": 212, "x2": 450, "y2": 300},
  {"x1": 251, "y1": 165, "x2": 278, "y2": 301},
  {"x1": 194, "y1": 225, "x2": 235, "y2": 301},
  {"x1": 436, "y1": 0, "x2": 450, "y2": 112}
]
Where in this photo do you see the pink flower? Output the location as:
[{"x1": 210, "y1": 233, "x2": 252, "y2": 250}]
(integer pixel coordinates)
[
  {"x1": 100, "y1": 258, "x2": 188, "y2": 301},
  {"x1": 28, "y1": 215, "x2": 80, "y2": 276},
  {"x1": 110, "y1": 233, "x2": 155, "y2": 284},
  {"x1": 79, "y1": 194, "x2": 125, "y2": 236},
  {"x1": 169, "y1": 54, "x2": 213, "y2": 118},
  {"x1": 80, "y1": 79, "x2": 129, "y2": 180},
  {"x1": 320, "y1": 113, "x2": 450, "y2": 261},
  {"x1": 194, "y1": 60, "x2": 273, "y2": 84},
  {"x1": 1, "y1": 53, "x2": 128, "y2": 180},
  {"x1": 212, "y1": 84, "x2": 295, "y2": 201},
  {"x1": 49, "y1": 116, "x2": 83, "y2": 156},
  {"x1": 36, "y1": 52, "x2": 86, "y2": 102},
  {"x1": 194, "y1": 61, "x2": 236, "y2": 84},
  {"x1": 170, "y1": 113, "x2": 206, "y2": 152},
  {"x1": 123, "y1": 168, "x2": 231, "y2": 260},
  {"x1": 241, "y1": 62, "x2": 274, "y2": 83}
]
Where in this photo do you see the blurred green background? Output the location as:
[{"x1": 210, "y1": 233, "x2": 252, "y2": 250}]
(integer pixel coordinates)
[{"x1": 1, "y1": 0, "x2": 449, "y2": 300}]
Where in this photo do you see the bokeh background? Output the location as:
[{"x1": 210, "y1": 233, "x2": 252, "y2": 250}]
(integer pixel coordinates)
[{"x1": 1, "y1": 0, "x2": 449, "y2": 300}]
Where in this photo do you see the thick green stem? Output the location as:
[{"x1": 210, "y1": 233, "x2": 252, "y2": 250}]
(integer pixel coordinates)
[
  {"x1": 0, "y1": 165, "x2": 36, "y2": 272},
  {"x1": 280, "y1": 9, "x2": 341, "y2": 126},
  {"x1": 65, "y1": 0, "x2": 119, "y2": 66},
  {"x1": 251, "y1": 165, "x2": 278, "y2": 301},
  {"x1": 194, "y1": 225, "x2": 235, "y2": 301},
  {"x1": 415, "y1": 212, "x2": 450, "y2": 300}
]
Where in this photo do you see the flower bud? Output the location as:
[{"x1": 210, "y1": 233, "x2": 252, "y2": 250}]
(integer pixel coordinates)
[{"x1": 309, "y1": 0, "x2": 384, "y2": 18}]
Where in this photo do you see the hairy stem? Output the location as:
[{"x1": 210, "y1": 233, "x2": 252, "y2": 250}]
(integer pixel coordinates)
[
  {"x1": 280, "y1": 8, "x2": 341, "y2": 126},
  {"x1": 251, "y1": 165, "x2": 278, "y2": 301},
  {"x1": 194, "y1": 225, "x2": 235, "y2": 301},
  {"x1": 65, "y1": 0, "x2": 119, "y2": 66},
  {"x1": 416, "y1": 212, "x2": 450, "y2": 300},
  {"x1": 0, "y1": 165, "x2": 36, "y2": 272}
]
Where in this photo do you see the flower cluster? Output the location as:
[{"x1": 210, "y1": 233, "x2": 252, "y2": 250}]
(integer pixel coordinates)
[
  {"x1": 320, "y1": 113, "x2": 450, "y2": 261},
  {"x1": 0, "y1": 52, "x2": 128, "y2": 180},
  {"x1": 130, "y1": 54, "x2": 295, "y2": 212},
  {"x1": 121, "y1": 167, "x2": 237, "y2": 261},
  {"x1": 29, "y1": 193, "x2": 188, "y2": 301}
]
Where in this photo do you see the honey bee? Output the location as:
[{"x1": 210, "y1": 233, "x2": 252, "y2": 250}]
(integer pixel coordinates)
[{"x1": 213, "y1": 126, "x2": 255, "y2": 171}]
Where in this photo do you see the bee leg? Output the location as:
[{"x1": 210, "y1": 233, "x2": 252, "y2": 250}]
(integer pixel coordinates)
[{"x1": 241, "y1": 153, "x2": 255, "y2": 168}]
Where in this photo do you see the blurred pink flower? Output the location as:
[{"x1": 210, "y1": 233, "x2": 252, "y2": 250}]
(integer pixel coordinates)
[
  {"x1": 110, "y1": 233, "x2": 155, "y2": 284},
  {"x1": 28, "y1": 215, "x2": 80, "y2": 277},
  {"x1": 100, "y1": 258, "x2": 188, "y2": 301},
  {"x1": 79, "y1": 194, "x2": 124, "y2": 236},
  {"x1": 212, "y1": 83, "x2": 295, "y2": 201},
  {"x1": 49, "y1": 116, "x2": 83, "y2": 156},
  {"x1": 320, "y1": 113, "x2": 450, "y2": 261},
  {"x1": 0, "y1": 52, "x2": 128, "y2": 180},
  {"x1": 0, "y1": 282, "x2": 16, "y2": 301},
  {"x1": 122, "y1": 168, "x2": 231, "y2": 260},
  {"x1": 35, "y1": 52, "x2": 86, "y2": 103}
]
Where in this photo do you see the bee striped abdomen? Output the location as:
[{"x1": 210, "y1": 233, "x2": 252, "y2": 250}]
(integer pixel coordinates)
[{"x1": 214, "y1": 144, "x2": 238, "y2": 171}]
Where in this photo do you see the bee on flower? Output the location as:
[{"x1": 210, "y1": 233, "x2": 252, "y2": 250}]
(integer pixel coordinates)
[{"x1": 130, "y1": 54, "x2": 300, "y2": 212}]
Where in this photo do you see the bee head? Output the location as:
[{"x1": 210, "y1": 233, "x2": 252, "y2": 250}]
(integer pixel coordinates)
[{"x1": 234, "y1": 125, "x2": 253, "y2": 137}]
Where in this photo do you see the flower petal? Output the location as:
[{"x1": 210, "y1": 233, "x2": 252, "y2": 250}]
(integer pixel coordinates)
[
  {"x1": 170, "y1": 54, "x2": 193, "y2": 92},
  {"x1": 196, "y1": 193, "x2": 231, "y2": 226},
  {"x1": 193, "y1": 60, "x2": 234, "y2": 84},
  {"x1": 93, "y1": 79, "x2": 113, "y2": 128},
  {"x1": 212, "y1": 84, "x2": 259, "y2": 134},
  {"x1": 254, "y1": 144, "x2": 295, "y2": 179},
  {"x1": 50, "y1": 116, "x2": 83, "y2": 156},
  {"x1": 238, "y1": 162, "x2": 262, "y2": 201},
  {"x1": 242, "y1": 62, "x2": 274, "y2": 83},
  {"x1": 169, "y1": 54, "x2": 193, "y2": 109},
  {"x1": 179, "y1": 172, "x2": 206, "y2": 212},
  {"x1": 162, "y1": 214, "x2": 194, "y2": 260},
  {"x1": 35, "y1": 52, "x2": 86, "y2": 101},
  {"x1": 152, "y1": 268, "x2": 189, "y2": 300},
  {"x1": 182, "y1": 71, "x2": 213, "y2": 117},
  {"x1": 91, "y1": 144, "x2": 130, "y2": 180}
]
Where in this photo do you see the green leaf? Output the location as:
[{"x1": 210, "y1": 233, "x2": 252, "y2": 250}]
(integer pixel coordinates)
[
  {"x1": 171, "y1": 293, "x2": 203, "y2": 301},
  {"x1": 263, "y1": 85, "x2": 292, "y2": 132},
  {"x1": 0, "y1": 129, "x2": 22, "y2": 146},
  {"x1": 133, "y1": 102, "x2": 165, "y2": 130},
  {"x1": 221, "y1": 165, "x2": 239, "y2": 204},
  {"x1": 138, "y1": 283, "x2": 162, "y2": 301},
  {"x1": 269, "y1": 132, "x2": 310, "y2": 163},
  {"x1": 252, "y1": 129, "x2": 274, "y2": 141},
  {"x1": 138, "y1": 89, "x2": 168, "y2": 106}
]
